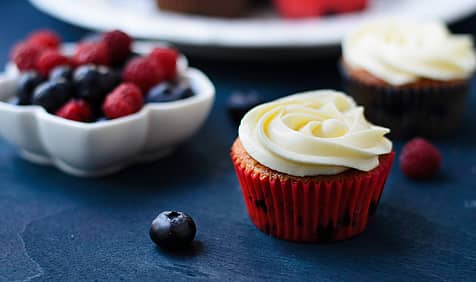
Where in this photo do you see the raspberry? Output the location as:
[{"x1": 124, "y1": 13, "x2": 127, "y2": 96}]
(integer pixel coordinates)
[
  {"x1": 102, "y1": 83, "x2": 143, "y2": 119},
  {"x1": 399, "y1": 137, "x2": 442, "y2": 180},
  {"x1": 123, "y1": 57, "x2": 164, "y2": 93},
  {"x1": 102, "y1": 30, "x2": 132, "y2": 66},
  {"x1": 73, "y1": 41, "x2": 110, "y2": 66},
  {"x1": 56, "y1": 99, "x2": 94, "y2": 122},
  {"x1": 36, "y1": 49, "x2": 70, "y2": 76},
  {"x1": 149, "y1": 47, "x2": 178, "y2": 81},
  {"x1": 10, "y1": 42, "x2": 44, "y2": 72},
  {"x1": 274, "y1": 0, "x2": 320, "y2": 18},
  {"x1": 27, "y1": 29, "x2": 61, "y2": 49},
  {"x1": 274, "y1": 0, "x2": 366, "y2": 18}
]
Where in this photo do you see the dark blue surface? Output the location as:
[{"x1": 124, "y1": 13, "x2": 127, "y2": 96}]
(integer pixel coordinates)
[{"x1": 1, "y1": 2, "x2": 476, "y2": 281}]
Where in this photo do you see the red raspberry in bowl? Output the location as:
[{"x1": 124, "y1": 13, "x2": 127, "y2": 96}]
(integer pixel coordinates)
[
  {"x1": 102, "y1": 83, "x2": 143, "y2": 119},
  {"x1": 36, "y1": 49, "x2": 71, "y2": 76},
  {"x1": 399, "y1": 137, "x2": 442, "y2": 180},
  {"x1": 10, "y1": 42, "x2": 45, "y2": 72},
  {"x1": 102, "y1": 30, "x2": 132, "y2": 66},
  {"x1": 27, "y1": 29, "x2": 61, "y2": 49},
  {"x1": 56, "y1": 99, "x2": 94, "y2": 122},
  {"x1": 123, "y1": 57, "x2": 164, "y2": 93},
  {"x1": 73, "y1": 41, "x2": 110, "y2": 66},
  {"x1": 149, "y1": 47, "x2": 178, "y2": 81}
]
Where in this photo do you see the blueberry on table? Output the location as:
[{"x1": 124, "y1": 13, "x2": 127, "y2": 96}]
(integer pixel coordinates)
[
  {"x1": 146, "y1": 82, "x2": 194, "y2": 103},
  {"x1": 227, "y1": 90, "x2": 262, "y2": 123},
  {"x1": 50, "y1": 65, "x2": 73, "y2": 81},
  {"x1": 16, "y1": 71, "x2": 44, "y2": 105},
  {"x1": 150, "y1": 211, "x2": 196, "y2": 249},
  {"x1": 32, "y1": 79, "x2": 72, "y2": 113}
]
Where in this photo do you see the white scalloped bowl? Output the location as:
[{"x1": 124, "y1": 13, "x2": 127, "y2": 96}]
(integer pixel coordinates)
[{"x1": 0, "y1": 44, "x2": 215, "y2": 177}]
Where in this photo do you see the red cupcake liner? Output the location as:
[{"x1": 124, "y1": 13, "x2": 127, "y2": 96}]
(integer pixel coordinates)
[
  {"x1": 232, "y1": 152, "x2": 395, "y2": 243},
  {"x1": 273, "y1": 0, "x2": 367, "y2": 18}
]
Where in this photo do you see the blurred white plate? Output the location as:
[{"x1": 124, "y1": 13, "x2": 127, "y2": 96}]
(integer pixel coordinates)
[{"x1": 29, "y1": 0, "x2": 476, "y2": 58}]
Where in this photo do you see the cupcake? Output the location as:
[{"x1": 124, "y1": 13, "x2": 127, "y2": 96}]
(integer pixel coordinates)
[
  {"x1": 273, "y1": 0, "x2": 368, "y2": 19},
  {"x1": 230, "y1": 90, "x2": 394, "y2": 243},
  {"x1": 156, "y1": 0, "x2": 250, "y2": 17},
  {"x1": 341, "y1": 19, "x2": 476, "y2": 138}
]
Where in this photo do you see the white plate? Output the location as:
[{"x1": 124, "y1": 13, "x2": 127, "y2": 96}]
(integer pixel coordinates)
[{"x1": 29, "y1": 0, "x2": 476, "y2": 58}]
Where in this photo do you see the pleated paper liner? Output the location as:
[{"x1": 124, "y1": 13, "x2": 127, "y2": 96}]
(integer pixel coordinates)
[
  {"x1": 231, "y1": 139, "x2": 395, "y2": 243},
  {"x1": 339, "y1": 62, "x2": 469, "y2": 139}
]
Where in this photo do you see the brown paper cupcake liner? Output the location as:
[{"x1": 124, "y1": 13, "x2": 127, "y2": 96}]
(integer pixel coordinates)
[{"x1": 339, "y1": 63, "x2": 469, "y2": 139}]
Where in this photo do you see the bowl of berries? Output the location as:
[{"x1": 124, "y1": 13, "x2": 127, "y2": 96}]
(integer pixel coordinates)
[{"x1": 0, "y1": 30, "x2": 215, "y2": 177}]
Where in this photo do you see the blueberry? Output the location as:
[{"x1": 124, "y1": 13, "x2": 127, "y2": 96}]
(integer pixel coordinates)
[
  {"x1": 50, "y1": 65, "x2": 73, "y2": 81},
  {"x1": 227, "y1": 91, "x2": 262, "y2": 123},
  {"x1": 73, "y1": 65, "x2": 121, "y2": 109},
  {"x1": 98, "y1": 66, "x2": 121, "y2": 94},
  {"x1": 150, "y1": 211, "x2": 196, "y2": 249},
  {"x1": 73, "y1": 65, "x2": 105, "y2": 105},
  {"x1": 32, "y1": 79, "x2": 72, "y2": 113},
  {"x1": 146, "y1": 82, "x2": 194, "y2": 103},
  {"x1": 16, "y1": 71, "x2": 44, "y2": 105}
]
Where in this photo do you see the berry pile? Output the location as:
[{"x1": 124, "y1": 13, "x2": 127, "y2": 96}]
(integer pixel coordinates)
[{"x1": 10, "y1": 29, "x2": 194, "y2": 122}]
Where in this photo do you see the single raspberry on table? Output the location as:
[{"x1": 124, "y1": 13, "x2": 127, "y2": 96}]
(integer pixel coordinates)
[
  {"x1": 10, "y1": 42, "x2": 45, "y2": 72},
  {"x1": 73, "y1": 41, "x2": 110, "y2": 66},
  {"x1": 36, "y1": 49, "x2": 71, "y2": 76},
  {"x1": 102, "y1": 83, "x2": 143, "y2": 119},
  {"x1": 56, "y1": 99, "x2": 94, "y2": 122},
  {"x1": 27, "y1": 29, "x2": 61, "y2": 49},
  {"x1": 102, "y1": 30, "x2": 132, "y2": 66},
  {"x1": 149, "y1": 47, "x2": 178, "y2": 81},
  {"x1": 123, "y1": 56, "x2": 164, "y2": 93},
  {"x1": 399, "y1": 137, "x2": 442, "y2": 180}
]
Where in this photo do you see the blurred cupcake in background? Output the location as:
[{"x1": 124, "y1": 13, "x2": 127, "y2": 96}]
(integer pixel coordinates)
[
  {"x1": 156, "y1": 0, "x2": 250, "y2": 17},
  {"x1": 231, "y1": 90, "x2": 394, "y2": 243},
  {"x1": 340, "y1": 19, "x2": 476, "y2": 138}
]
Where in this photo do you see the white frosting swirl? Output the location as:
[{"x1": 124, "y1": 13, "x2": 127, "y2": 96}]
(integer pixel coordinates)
[
  {"x1": 238, "y1": 90, "x2": 392, "y2": 177},
  {"x1": 343, "y1": 19, "x2": 476, "y2": 85}
]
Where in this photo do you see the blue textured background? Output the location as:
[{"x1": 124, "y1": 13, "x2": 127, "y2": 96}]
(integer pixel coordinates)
[{"x1": 1, "y1": 2, "x2": 476, "y2": 281}]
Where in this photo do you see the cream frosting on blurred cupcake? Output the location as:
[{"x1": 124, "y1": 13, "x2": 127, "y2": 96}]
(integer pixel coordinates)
[
  {"x1": 343, "y1": 19, "x2": 476, "y2": 86},
  {"x1": 340, "y1": 19, "x2": 475, "y2": 138}
]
